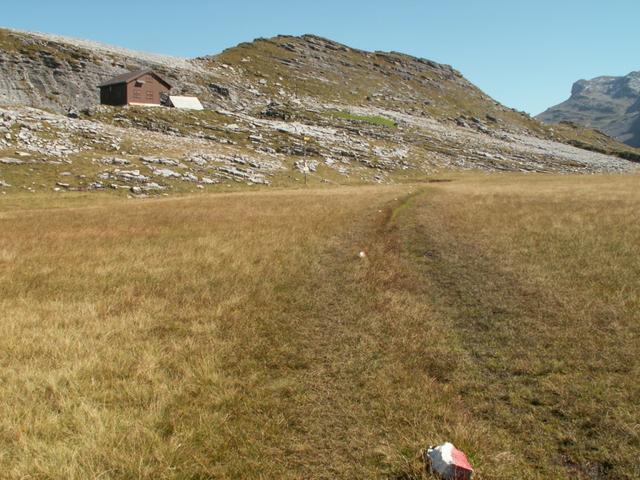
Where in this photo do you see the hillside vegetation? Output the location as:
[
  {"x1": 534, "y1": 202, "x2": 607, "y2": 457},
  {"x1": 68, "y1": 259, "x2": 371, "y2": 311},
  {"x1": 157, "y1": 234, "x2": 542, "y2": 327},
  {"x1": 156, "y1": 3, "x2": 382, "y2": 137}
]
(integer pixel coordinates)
[{"x1": 1, "y1": 174, "x2": 638, "y2": 479}]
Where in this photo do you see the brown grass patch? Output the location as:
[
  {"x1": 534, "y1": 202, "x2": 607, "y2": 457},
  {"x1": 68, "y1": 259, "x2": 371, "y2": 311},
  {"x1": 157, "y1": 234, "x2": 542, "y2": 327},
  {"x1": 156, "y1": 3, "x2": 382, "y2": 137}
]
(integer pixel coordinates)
[{"x1": 1, "y1": 175, "x2": 639, "y2": 478}]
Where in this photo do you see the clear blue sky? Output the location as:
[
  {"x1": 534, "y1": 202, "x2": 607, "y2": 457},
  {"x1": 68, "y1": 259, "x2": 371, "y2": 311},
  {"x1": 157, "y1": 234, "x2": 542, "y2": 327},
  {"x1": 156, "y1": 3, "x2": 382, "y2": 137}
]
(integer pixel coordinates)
[{"x1": 2, "y1": 0, "x2": 638, "y2": 115}]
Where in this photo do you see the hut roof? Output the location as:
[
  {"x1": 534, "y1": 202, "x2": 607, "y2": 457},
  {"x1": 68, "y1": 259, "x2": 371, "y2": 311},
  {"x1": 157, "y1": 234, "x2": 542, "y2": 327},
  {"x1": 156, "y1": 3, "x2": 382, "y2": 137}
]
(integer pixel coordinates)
[{"x1": 98, "y1": 69, "x2": 172, "y2": 88}]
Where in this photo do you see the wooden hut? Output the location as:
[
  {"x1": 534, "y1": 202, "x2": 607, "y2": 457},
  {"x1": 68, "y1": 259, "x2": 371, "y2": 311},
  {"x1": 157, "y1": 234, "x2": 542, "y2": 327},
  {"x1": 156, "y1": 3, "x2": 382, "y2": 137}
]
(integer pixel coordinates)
[{"x1": 98, "y1": 69, "x2": 172, "y2": 106}]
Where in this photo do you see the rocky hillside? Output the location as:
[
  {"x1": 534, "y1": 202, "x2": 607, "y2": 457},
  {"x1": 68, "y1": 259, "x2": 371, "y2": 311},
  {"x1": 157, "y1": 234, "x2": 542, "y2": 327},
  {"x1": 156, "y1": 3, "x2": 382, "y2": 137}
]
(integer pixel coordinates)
[
  {"x1": 0, "y1": 28, "x2": 639, "y2": 197},
  {"x1": 0, "y1": 29, "x2": 534, "y2": 126},
  {"x1": 0, "y1": 28, "x2": 219, "y2": 112},
  {"x1": 2, "y1": 27, "x2": 638, "y2": 146},
  {"x1": 538, "y1": 71, "x2": 640, "y2": 147}
]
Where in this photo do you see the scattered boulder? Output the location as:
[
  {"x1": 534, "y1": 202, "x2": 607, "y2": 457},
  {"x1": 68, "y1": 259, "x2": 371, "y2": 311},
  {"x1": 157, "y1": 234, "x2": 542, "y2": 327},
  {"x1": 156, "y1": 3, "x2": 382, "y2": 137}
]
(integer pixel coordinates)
[
  {"x1": 141, "y1": 156, "x2": 180, "y2": 166},
  {"x1": 141, "y1": 182, "x2": 165, "y2": 191},
  {"x1": 99, "y1": 157, "x2": 130, "y2": 165},
  {"x1": 261, "y1": 101, "x2": 291, "y2": 120},
  {"x1": 218, "y1": 166, "x2": 269, "y2": 185},
  {"x1": 455, "y1": 116, "x2": 470, "y2": 128},
  {"x1": 294, "y1": 159, "x2": 318, "y2": 172},
  {"x1": 113, "y1": 169, "x2": 149, "y2": 182},
  {"x1": 151, "y1": 168, "x2": 182, "y2": 178},
  {"x1": 208, "y1": 83, "x2": 230, "y2": 97},
  {"x1": 182, "y1": 172, "x2": 198, "y2": 182},
  {"x1": 0, "y1": 157, "x2": 24, "y2": 165}
]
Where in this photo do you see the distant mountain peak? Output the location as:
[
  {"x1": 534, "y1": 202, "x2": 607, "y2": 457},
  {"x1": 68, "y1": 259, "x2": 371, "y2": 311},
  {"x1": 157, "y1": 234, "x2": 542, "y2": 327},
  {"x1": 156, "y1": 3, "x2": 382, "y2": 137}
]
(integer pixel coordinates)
[{"x1": 538, "y1": 71, "x2": 640, "y2": 147}]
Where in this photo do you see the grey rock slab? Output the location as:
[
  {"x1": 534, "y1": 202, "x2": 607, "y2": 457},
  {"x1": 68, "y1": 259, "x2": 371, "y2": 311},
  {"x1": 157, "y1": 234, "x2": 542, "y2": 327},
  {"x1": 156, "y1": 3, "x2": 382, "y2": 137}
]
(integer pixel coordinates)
[
  {"x1": 151, "y1": 168, "x2": 182, "y2": 178},
  {"x1": 0, "y1": 157, "x2": 24, "y2": 164}
]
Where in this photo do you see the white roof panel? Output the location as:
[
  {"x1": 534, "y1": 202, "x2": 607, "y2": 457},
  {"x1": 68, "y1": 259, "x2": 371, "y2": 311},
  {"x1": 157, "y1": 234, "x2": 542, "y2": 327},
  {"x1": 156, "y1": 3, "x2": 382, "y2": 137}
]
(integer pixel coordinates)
[{"x1": 169, "y1": 96, "x2": 204, "y2": 110}]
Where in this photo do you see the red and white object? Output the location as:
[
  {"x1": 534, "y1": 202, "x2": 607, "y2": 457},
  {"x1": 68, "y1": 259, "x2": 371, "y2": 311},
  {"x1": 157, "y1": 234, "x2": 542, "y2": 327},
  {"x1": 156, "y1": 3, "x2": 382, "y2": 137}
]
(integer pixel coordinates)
[{"x1": 425, "y1": 442, "x2": 474, "y2": 479}]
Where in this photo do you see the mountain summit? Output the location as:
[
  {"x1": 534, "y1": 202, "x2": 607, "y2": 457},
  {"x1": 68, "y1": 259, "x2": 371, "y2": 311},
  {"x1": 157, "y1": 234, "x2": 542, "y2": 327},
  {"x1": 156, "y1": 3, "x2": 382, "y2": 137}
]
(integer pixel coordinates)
[{"x1": 537, "y1": 71, "x2": 640, "y2": 147}]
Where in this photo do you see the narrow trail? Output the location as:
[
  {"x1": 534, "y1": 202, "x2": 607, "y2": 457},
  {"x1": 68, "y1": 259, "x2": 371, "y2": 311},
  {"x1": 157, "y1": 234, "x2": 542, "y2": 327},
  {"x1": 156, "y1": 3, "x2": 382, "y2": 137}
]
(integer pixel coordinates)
[
  {"x1": 225, "y1": 188, "x2": 472, "y2": 479},
  {"x1": 284, "y1": 191, "x2": 431, "y2": 476}
]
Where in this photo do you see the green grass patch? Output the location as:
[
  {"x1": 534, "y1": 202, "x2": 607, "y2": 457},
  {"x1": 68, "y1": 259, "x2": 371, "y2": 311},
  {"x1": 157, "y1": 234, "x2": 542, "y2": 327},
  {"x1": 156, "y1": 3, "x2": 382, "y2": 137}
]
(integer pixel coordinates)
[{"x1": 326, "y1": 110, "x2": 397, "y2": 128}]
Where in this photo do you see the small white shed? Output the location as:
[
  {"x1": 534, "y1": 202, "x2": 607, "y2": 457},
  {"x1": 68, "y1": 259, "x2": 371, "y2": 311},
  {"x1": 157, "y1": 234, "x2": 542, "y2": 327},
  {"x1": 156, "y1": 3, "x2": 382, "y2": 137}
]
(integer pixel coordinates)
[{"x1": 168, "y1": 96, "x2": 204, "y2": 110}]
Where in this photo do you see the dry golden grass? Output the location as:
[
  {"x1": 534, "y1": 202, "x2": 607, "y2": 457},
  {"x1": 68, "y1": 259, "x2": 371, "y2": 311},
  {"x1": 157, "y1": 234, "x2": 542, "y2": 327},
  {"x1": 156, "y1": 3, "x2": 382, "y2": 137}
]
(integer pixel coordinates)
[
  {"x1": 0, "y1": 174, "x2": 639, "y2": 479},
  {"x1": 397, "y1": 174, "x2": 640, "y2": 479}
]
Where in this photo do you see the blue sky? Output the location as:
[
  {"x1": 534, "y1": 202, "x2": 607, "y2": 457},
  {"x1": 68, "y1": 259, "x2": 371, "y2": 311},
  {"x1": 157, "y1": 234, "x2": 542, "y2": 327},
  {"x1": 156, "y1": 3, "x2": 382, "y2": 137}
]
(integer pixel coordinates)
[{"x1": 2, "y1": 0, "x2": 638, "y2": 115}]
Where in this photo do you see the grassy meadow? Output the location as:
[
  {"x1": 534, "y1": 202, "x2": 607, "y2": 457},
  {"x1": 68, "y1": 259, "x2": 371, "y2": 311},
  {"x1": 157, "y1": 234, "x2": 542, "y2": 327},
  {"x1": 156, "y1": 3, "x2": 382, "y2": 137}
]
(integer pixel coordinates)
[{"x1": 0, "y1": 174, "x2": 639, "y2": 479}]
